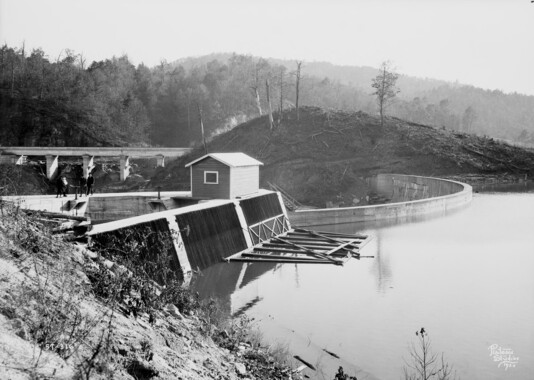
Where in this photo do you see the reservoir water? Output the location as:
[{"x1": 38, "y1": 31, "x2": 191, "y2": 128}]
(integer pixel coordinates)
[{"x1": 192, "y1": 189, "x2": 534, "y2": 380}]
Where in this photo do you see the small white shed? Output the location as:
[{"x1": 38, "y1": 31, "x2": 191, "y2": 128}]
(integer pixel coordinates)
[{"x1": 185, "y1": 152, "x2": 263, "y2": 199}]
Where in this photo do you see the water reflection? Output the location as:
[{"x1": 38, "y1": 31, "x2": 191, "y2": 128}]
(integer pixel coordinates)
[
  {"x1": 294, "y1": 264, "x2": 301, "y2": 289},
  {"x1": 191, "y1": 192, "x2": 534, "y2": 380},
  {"x1": 370, "y1": 230, "x2": 393, "y2": 294},
  {"x1": 192, "y1": 235, "x2": 396, "y2": 311},
  {"x1": 192, "y1": 261, "x2": 278, "y2": 316}
]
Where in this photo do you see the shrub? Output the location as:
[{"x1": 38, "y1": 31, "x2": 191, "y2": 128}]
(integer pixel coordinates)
[
  {"x1": 87, "y1": 226, "x2": 199, "y2": 317},
  {"x1": 403, "y1": 328, "x2": 459, "y2": 380}
]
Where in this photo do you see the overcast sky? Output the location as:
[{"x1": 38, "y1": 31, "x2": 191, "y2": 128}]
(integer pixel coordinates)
[{"x1": 1, "y1": 0, "x2": 533, "y2": 95}]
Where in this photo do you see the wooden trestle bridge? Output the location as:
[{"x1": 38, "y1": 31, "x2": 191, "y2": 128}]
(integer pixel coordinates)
[{"x1": 227, "y1": 228, "x2": 371, "y2": 265}]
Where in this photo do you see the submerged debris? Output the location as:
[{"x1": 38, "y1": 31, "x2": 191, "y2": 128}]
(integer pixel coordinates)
[{"x1": 229, "y1": 228, "x2": 371, "y2": 265}]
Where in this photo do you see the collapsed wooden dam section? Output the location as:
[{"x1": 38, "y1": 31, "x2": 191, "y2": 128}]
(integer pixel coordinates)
[{"x1": 87, "y1": 190, "x2": 370, "y2": 280}]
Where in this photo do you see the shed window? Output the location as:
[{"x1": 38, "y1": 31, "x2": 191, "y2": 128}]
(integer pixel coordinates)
[{"x1": 204, "y1": 171, "x2": 219, "y2": 184}]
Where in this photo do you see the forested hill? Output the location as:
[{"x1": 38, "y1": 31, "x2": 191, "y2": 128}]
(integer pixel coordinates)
[
  {"x1": 1, "y1": 45, "x2": 534, "y2": 149},
  {"x1": 150, "y1": 106, "x2": 534, "y2": 207}
]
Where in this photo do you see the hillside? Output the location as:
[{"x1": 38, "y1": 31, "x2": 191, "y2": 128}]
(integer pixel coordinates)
[
  {"x1": 174, "y1": 53, "x2": 534, "y2": 143},
  {"x1": 3, "y1": 45, "x2": 534, "y2": 151},
  {"x1": 3, "y1": 106, "x2": 534, "y2": 206},
  {"x1": 150, "y1": 106, "x2": 534, "y2": 207},
  {"x1": 0, "y1": 205, "x2": 299, "y2": 379}
]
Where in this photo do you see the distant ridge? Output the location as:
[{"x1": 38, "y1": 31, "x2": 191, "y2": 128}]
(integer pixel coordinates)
[
  {"x1": 168, "y1": 52, "x2": 534, "y2": 144},
  {"x1": 171, "y1": 52, "x2": 455, "y2": 97}
]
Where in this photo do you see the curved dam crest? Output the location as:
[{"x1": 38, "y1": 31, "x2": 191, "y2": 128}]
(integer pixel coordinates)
[{"x1": 290, "y1": 174, "x2": 473, "y2": 227}]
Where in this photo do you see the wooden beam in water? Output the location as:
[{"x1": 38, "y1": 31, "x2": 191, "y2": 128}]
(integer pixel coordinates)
[
  {"x1": 280, "y1": 240, "x2": 361, "y2": 251},
  {"x1": 271, "y1": 236, "x2": 342, "y2": 265},
  {"x1": 295, "y1": 230, "x2": 364, "y2": 251},
  {"x1": 322, "y1": 240, "x2": 363, "y2": 256},
  {"x1": 241, "y1": 252, "x2": 324, "y2": 261},
  {"x1": 289, "y1": 231, "x2": 367, "y2": 242},
  {"x1": 227, "y1": 227, "x2": 369, "y2": 265},
  {"x1": 229, "y1": 257, "x2": 336, "y2": 264},
  {"x1": 280, "y1": 236, "x2": 354, "y2": 246},
  {"x1": 292, "y1": 228, "x2": 368, "y2": 239},
  {"x1": 253, "y1": 246, "x2": 355, "y2": 258},
  {"x1": 254, "y1": 246, "x2": 317, "y2": 254},
  {"x1": 262, "y1": 241, "x2": 353, "y2": 252},
  {"x1": 262, "y1": 241, "x2": 338, "y2": 249}
]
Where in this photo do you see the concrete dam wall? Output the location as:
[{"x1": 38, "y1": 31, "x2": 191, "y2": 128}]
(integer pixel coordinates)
[{"x1": 289, "y1": 174, "x2": 472, "y2": 227}]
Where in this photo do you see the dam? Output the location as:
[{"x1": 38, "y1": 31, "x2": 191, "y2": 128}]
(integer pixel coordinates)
[
  {"x1": 290, "y1": 173, "x2": 472, "y2": 226},
  {"x1": 87, "y1": 190, "x2": 291, "y2": 279},
  {"x1": 1, "y1": 152, "x2": 472, "y2": 282}
]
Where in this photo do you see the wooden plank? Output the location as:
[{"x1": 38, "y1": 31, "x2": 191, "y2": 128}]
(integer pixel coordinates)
[
  {"x1": 254, "y1": 246, "x2": 316, "y2": 254},
  {"x1": 261, "y1": 242, "x2": 328, "y2": 251},
  {"x1": 323, "y1": 239, "x2": 362, "y2": 256},
  {"x1": 253, "y1": 246, "x2": 352, "y2": 256},
  {"x1": 296, "y1": 230, "x2": 364, "y2": 251},
  {"x1": 292, "y1": 228, "x2": 368, "y2": 239},
  {"x1": 282, "y1": 239, "x2": 361, "y2": 249},
  {"x1": 288, "y1": 231, "x2": 367, "y2": 242},
  {"x1": 281, "y1": 237, "x2": 351, "y2": 246},
  {"x1": 265, "y1": 239, "x2": 341, "y2": 248},
  {"x1": 229, "y1": 257, "x2": 336, "y2": 264},
  {"x1": 228, "y1": 227, "x2": 369, "y2": 265},
  {"x1": 329, "y1": 250, "x2": 354, "y2": 257},
  {"x1": 262, "y1": 242, "x2": 351, "y2": 252},
  {"x1": 241, "y1": 253, "x2": 322, "y2": 261},
  {"x1": 272, "y1": 236, "x2": 342, "y2": 265}
]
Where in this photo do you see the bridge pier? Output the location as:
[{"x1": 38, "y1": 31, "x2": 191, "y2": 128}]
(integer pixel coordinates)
[
  {"x1": 15, "y1": 155, "x2": 26, "y2": 165},
  {"x1": 0, "y1": 155, "x2": 26, "y2": 165},
  {"x1": 156, "y1": 154, "x2": 165, "y2": 168},
  {"x1": 45, "y1": 155, "x2": 59, "y2": 180},
  {"x1": 82, "y1": 155, "x2": 95, "y2": 178},
  {"x1": 120, "y1": 155, "x2": 130, "y2": 181}
]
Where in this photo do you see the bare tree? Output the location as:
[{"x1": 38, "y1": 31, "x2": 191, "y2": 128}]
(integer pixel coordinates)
[
  {"x1": 186, "y1": 87, "x2": 193, "y2": 131},
  {"x1": 295, "y1": 61, "x2": 303, "y2": 120},
  {"x1": 265, "y1": 79, "x2": 274, "y2": 130},
  {"x1": 461, "y1": 106, "x2": 477, "y2": 133},
  {"x1": 197, "y1": 103, "x2": 208, "y2": 154},
  {"x1": 278, "y1": 66, "x2": 286, "y2": 125},
  {"x1": 10, "y1": 54, "x2": 15, "y2": 97},
  {"x1": 0, "y1": 44, "x2": 4, "y2": 84},
  {"x1": 371, "y1": 60, "x2": 400, "y2": 127},
  {"x1": 250, "y1": 62, "x2": 263, "y2": 116},
  {"x1": 404, "y1": 328, "x2": 458, "y2": 380},
  {"x1": 78, "y1": 53, "x2": 86, "y2": 70},
  {"x1": 20, "y1": 42, "x2": 26, "y2": 90}
]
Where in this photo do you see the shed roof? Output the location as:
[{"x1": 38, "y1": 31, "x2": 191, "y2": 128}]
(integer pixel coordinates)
[{"x1": 185, "y1": 152, "x2": 264, "y2": 168}]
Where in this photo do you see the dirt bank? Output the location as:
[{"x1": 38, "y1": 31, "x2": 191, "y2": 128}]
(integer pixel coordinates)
[{"x1": 0, "y1": 207, "x2": 302, "y2": 379}]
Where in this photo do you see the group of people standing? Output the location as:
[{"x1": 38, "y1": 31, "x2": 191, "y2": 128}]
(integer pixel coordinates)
[{"x1": 56, "y1": 173, "x2": 95, "y2": 197}]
